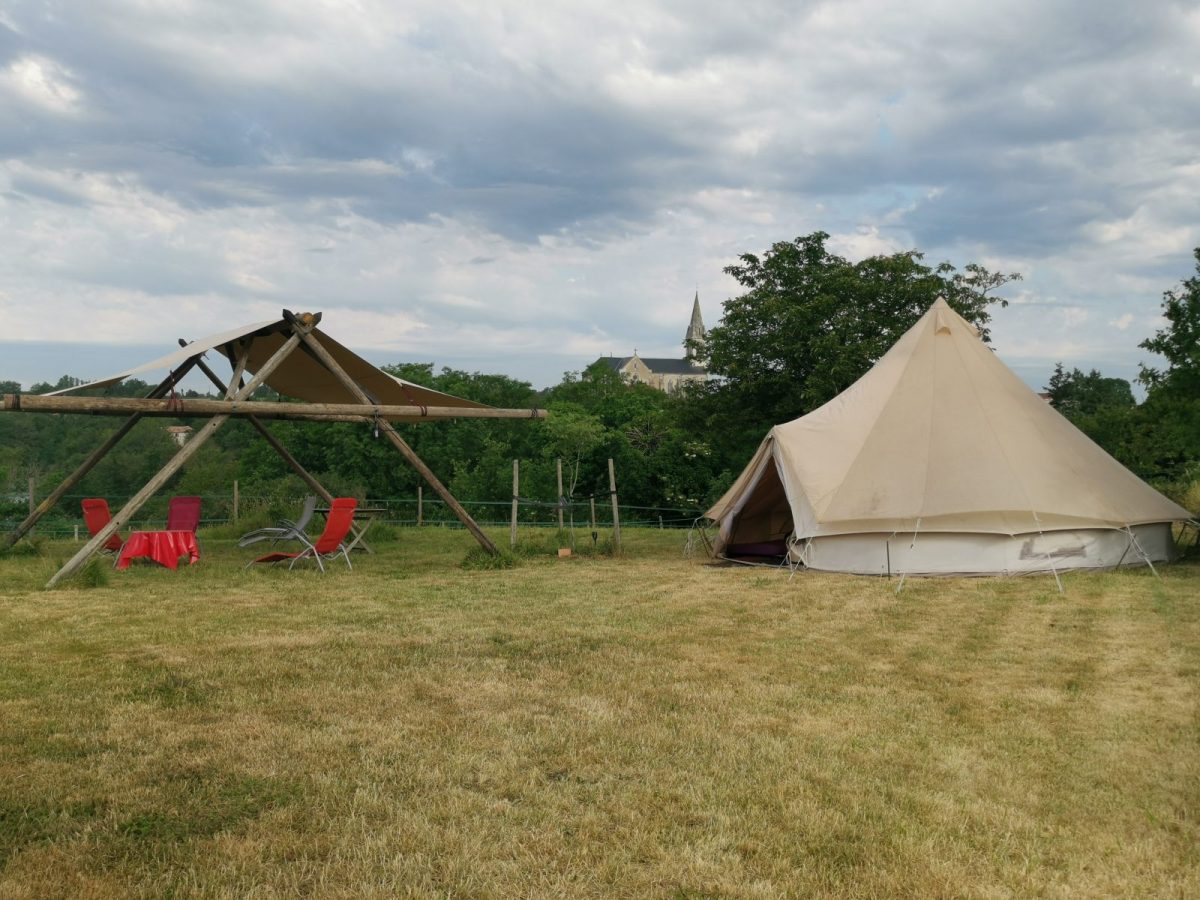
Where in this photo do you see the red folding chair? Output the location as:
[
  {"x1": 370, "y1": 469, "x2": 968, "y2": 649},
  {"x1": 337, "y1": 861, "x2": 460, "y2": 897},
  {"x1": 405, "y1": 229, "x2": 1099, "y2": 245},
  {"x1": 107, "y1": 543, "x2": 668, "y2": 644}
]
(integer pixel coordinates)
[
  {"x1": 247, "y1": 498, "x2": 358, "y2": 572},
  {"x1": 167, "y1": 496, "x2": 202, "y2": 533},
  {"x1": 81, "y1": 498, "x2": 125, "y2": 554}
]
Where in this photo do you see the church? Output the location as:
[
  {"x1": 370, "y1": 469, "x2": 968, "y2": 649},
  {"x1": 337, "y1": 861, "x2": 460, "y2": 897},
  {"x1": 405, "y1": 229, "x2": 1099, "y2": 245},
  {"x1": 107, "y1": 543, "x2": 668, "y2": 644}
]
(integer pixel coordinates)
[{"x1": 594, "y1": 294, "x2": 709, "y2": 393}]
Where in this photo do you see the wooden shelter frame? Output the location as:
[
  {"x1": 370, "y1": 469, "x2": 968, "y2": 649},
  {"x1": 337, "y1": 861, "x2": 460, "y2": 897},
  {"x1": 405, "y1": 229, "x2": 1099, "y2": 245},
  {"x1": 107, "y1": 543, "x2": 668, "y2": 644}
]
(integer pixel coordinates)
[{"x1": 2, "y1": 311, "x2": 546, "y2": 587}]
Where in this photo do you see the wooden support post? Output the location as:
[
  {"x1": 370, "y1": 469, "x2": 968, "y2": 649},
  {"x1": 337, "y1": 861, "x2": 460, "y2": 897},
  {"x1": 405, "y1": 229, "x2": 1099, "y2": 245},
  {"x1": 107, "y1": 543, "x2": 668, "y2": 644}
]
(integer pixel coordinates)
[
  {"x1": 289, "y1": 322, "x2": 498, "y2": 555},
  {"x1": 590, "y1": 496, "x2": 596, "y2": 531},
  {"x1": 417, "y1": 485, "x2": 423, "y2": 526},
  {"x1": 608, "y1": 458, "x2": 621, "y2": 554},
  {"x1": 184, "y1": 343, "x2": 373, "y2": 555},
  {"x1": 556, "y1": 458, "x2": 564, "y2": 532},
  {"x1": 510, "y1": 459, "x2": 519, "y2": 549},
  {"x1": 233, "y1": 480, "x2": 239, "y2": 523},
  {"x1": 46, "y1": 333, "x2": 303, "y2": 588},
  {"x1": 4, "y1": 361, "x2": 198, "y2": 549}
]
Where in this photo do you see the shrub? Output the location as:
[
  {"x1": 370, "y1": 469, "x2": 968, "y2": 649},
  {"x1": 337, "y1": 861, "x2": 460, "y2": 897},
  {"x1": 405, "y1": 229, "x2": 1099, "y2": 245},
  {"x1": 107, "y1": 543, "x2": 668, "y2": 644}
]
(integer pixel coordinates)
[
  {"x1": 75, "y1": 556, "x2": 110, "y2": 589},
  {"x1": 461, "y1": 546, "x2": 520, "y2": 570},
  {"x1": 0, "y1": 537, "x2": 44, "y2": 558}
]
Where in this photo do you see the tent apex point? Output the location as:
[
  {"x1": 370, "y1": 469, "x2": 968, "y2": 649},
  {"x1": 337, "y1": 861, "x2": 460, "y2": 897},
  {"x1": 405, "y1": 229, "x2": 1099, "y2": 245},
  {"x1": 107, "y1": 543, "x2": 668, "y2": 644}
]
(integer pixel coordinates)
[{"x1": 282, "y1": 309, "x2": 322, "y2": 327}]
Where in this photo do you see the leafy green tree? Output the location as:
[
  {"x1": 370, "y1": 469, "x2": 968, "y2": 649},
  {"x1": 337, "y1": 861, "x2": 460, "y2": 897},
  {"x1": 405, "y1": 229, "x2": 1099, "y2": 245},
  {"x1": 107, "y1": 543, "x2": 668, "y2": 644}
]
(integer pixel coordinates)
[
  {"x1": 688, "y1": 231, "x2": 1020, "y2": 471},
  {"x1": 1045, "y1": 364, "x2": 1135, "y2": 418},
  {"x1": 1137, "y1": 248, "x2": 1200, "y2": 480},
  {"x1": 540, "y1": 404, "x2": 606, "y2": 498}
]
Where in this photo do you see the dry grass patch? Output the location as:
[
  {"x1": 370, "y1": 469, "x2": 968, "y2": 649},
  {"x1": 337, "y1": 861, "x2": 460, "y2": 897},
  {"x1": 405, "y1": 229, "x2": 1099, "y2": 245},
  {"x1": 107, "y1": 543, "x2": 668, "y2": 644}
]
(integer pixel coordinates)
[{"x1": 1, "y1": 528, "x2": 1198, "y2": 897}]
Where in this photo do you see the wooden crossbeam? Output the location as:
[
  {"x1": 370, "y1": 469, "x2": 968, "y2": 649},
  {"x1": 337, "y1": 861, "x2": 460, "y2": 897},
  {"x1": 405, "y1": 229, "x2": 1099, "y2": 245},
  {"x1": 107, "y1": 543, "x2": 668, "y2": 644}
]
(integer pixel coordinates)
[{"x1": 2, "y1": 394, "x2": 547, "y2": 422}]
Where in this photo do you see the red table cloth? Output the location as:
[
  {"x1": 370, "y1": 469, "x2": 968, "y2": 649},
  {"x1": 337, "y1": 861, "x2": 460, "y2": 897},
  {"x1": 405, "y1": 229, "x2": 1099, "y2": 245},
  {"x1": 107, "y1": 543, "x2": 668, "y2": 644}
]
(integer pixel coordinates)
[{"x1": 116, "y1": 531, "x2": 200, "y2": 570}]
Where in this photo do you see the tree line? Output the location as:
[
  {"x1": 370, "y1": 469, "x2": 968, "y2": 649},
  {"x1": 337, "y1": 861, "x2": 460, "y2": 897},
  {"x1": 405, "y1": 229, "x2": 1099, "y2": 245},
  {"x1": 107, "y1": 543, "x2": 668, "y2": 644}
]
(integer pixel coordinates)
[{"x1": 3, "y1": 235, "x2": 1197, "y2": 526}]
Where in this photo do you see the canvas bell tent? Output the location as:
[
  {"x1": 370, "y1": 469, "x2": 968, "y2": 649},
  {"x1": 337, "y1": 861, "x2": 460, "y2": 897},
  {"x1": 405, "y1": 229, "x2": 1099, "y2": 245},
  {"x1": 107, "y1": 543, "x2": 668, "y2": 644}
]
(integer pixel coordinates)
[
  {"x1": 3, "y1": 310, "x2": 546, "y2": 586},
  {"x1": 706, "y1": 298, "x2": 1193, "y2": 576}
]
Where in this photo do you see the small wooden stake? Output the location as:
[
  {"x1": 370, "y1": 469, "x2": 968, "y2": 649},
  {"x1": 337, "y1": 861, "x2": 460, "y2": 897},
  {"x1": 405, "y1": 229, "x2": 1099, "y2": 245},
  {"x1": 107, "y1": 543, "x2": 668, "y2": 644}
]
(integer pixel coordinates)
[
  {"x1": 608, "y1": 458, "x2": 621, "y2": 554},
  {"x1": 590, "y1": 496, "x2": 596, "y2": 531},
  {"x1": 233, "y1": 479, "x2": 239, "y2": 523},
  {"x1": 510, "y1": 459, "x2": 519, "y2": 549},
  {"x1": 417, "y1": 485, "x2": 423, "y2": 526},
  {"x1": 27, "y1": 476, "x2": 34, "y2": 536}
]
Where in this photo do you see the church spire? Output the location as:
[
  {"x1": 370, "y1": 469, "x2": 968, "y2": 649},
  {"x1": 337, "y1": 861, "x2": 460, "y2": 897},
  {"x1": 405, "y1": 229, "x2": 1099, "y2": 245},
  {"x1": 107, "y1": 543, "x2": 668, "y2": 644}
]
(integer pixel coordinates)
[{"x1": 684, "y1": 291, "x2": 706, "y2": 360}]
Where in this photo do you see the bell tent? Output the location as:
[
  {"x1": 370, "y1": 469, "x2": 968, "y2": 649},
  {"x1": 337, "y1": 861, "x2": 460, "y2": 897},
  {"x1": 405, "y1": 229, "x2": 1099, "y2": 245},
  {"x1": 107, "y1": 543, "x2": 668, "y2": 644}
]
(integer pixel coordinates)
[{"x1": 706, "y1": 298, "x2": 1192, "y2": 575}]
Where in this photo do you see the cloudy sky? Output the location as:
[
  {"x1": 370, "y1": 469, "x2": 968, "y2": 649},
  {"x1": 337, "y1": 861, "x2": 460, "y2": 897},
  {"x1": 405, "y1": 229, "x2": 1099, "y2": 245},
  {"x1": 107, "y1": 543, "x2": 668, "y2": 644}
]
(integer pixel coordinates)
[{"x1": 1, "y1": 0, "x2": 1198, "y2": 392}]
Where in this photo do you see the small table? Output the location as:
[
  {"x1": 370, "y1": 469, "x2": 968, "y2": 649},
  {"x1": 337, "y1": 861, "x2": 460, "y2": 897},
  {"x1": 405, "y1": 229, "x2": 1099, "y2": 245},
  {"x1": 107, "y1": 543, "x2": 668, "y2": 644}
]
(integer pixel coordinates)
[
  {"x1": 116, "y1": 531, "x2": 200, "y2": 570},
  {"x1": 317, "y1": 507, "x2": 385, "y2": 554}
]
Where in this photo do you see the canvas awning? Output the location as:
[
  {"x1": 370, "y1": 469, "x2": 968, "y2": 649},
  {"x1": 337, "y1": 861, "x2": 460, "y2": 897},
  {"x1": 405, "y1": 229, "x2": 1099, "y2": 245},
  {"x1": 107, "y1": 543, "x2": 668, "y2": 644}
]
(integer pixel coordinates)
[{"x1": 49, "y1": 316, "x2": 484, "y2": 409}]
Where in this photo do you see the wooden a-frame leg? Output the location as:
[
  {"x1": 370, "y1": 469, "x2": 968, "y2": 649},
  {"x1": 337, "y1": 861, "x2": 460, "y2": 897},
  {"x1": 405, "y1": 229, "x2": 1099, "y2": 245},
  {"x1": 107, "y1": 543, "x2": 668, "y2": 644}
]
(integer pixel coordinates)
[
  {"x1": 182, "y1": 343, "x2": 373, "y2": 553},
  {"x1": 286, "y1": 320, "x2": 498, "y2": 555},
  {"x1": 5, "y1": 359, "x2": 200, "y2": 550},
  {"x1": 45, "y1": 332, "x2": 305, "y2": 588}
]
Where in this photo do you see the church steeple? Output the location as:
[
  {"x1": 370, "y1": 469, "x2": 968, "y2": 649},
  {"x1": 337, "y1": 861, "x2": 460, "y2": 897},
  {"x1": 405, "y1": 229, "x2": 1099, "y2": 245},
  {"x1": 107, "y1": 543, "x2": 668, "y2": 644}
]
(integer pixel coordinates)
[{"x1": 684, "y1": 291, "x2": 706, "y2": 360}]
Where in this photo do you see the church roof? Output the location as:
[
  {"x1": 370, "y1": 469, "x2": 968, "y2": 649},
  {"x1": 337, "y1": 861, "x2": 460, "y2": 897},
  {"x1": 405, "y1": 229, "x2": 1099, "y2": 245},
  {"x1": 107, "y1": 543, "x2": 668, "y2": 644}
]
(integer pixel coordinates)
[
  {"x1": 685, "y1": 292, "x2": 706, "y2": 346},
  {"x1": 594, "y1": 356, "x2": 706, "y2": 375}
]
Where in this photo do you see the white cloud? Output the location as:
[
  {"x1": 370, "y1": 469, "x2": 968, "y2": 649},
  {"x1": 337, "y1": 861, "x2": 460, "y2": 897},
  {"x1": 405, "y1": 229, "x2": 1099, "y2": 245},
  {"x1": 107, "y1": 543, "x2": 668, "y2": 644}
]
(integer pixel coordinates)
[
  {"x1": 1110, "y1": 313, "x2": 1134, "y2": 331},
  {"x1": 0, "y1": 0, "x2": 1197, "y2": 389},
  {"x1": 1, "y1": 55, "x2": 83, "y2": 115}
]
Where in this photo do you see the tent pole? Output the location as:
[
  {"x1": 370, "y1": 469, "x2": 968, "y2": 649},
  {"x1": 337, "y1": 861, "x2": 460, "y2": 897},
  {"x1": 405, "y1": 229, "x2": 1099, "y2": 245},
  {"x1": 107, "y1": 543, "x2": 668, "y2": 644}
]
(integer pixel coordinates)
[
  {"x1": 4, "y1": 359, "x2": 200, "y2": 550},
  {"x1": 225, "y1": 338, "x2": 254, "y2": 397},
  {"x1": 895, "y1": 518, "x2": 921, "y2": 594},
  {"x1": 286, "y1": 319, "x2": 498, "y2": 555},
  {"x1": 45, "y1": 333, "x2": 305, "y2": 588},
  {"x1": 181, "y1": 341, "x2": 373, "y2": 554},
  {"x1": 1124, "y1": 525, "x2": 1161, "y2": 579},
  {"x1": 1031, "y1": 513, "x2": 1064, "y2": 595}
]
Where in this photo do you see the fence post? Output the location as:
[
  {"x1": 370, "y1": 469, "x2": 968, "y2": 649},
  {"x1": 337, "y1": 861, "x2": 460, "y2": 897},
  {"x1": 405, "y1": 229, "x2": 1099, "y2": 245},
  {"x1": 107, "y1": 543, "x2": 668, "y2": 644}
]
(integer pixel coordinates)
[
  {"x1": 27, "y1": 476, "x2": 35, "y2": 537},
  {"x1": 417, "y1": 485, "x2": 423, "y2": 526},
  {"x1": 74, "y1": 525, "x2": 80, "y2": 542},
  {"x1": 608, "y1": 458, "x2": 621, "y2": 554},
  {"x1": 511, "y1": 459, "x2": 519, "y2": 549},
  {"x1": 590, "y1": 496, "x2": 596, "y2": 531},
  {"x1": 233, "y1": 479, "x2": 239, "y2": 523},
  {"x1": 556, "y1": 458, "x2": 564, "y2": 532}
]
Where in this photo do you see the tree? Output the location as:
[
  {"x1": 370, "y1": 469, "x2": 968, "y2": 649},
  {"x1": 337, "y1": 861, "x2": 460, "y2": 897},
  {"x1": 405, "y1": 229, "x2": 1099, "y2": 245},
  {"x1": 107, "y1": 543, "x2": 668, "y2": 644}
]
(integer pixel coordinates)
[
  {"x1": 1137, "y1": 248, "x2": 1200, "y2": 480},
  {"x1": 540, "y1": 405, "x2": 606, "y2": 498},
  {"x1": 1045, "y1": 364, "x2": 1135, "y2": 418},
  {"x1": 690, "y1": 231, "x2": 1020, "y2": 469}
]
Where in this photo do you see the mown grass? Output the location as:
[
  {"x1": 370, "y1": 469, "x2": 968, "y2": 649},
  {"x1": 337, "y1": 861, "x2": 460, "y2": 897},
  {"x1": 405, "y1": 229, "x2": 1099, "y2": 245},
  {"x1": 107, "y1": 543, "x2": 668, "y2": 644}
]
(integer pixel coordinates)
[{"x1": 0, "y1": 527, "x2": 1197, "y2": 898}]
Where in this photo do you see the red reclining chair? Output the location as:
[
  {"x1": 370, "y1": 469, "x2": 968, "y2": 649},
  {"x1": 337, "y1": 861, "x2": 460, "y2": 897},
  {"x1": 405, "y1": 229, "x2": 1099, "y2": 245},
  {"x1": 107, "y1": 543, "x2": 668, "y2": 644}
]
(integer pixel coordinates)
[
  {"x1": 167, "y1": 496, "x2": 203, "y2": 533},
  {"x1": 81, "y1": 498, "x2": 125, "y2": 554},
  {"x1": 247, "y1": 498, "x2": 357, "y2": 572}
]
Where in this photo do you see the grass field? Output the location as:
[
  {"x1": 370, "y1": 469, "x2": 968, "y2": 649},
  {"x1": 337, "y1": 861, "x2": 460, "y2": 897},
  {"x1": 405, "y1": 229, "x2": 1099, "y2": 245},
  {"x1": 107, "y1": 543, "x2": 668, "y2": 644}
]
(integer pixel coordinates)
[{"x1": 1, "y1": 528, "x2": 1198, "y2": 898}]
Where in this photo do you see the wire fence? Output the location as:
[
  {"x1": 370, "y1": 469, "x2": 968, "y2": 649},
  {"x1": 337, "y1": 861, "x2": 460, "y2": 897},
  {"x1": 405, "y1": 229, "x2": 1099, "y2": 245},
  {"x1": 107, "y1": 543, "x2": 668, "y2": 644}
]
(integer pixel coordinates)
[{"x1": 2, "y1": 490, "x2": 705, "y2": 540}]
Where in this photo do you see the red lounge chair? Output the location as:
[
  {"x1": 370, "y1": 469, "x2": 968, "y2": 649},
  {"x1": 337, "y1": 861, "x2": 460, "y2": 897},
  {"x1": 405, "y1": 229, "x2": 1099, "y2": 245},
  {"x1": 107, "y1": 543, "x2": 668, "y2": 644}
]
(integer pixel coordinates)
[
  {"x1": 167, "y1": 495, "x2": 202, "y2": 533},
  {"x1": 248, "y1": 498, "x2": 357, "y2": 572},
  {"x1": 81, "y1": 498, "x2": 125, "y2": 554}
]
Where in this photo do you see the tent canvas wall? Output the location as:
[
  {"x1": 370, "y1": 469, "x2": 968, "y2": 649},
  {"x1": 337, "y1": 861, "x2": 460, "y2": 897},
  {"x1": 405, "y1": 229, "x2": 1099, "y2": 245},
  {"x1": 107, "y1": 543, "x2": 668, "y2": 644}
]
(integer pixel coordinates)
[{"x1": 706, "y1": 298, "x2": 1193, "y2": 575}]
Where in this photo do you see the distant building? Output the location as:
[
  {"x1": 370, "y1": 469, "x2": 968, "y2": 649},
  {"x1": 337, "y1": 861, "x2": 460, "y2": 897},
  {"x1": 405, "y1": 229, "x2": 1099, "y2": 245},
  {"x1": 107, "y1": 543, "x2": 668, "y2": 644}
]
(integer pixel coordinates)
[
  {"x1": 594, "y1": 294, "x2": 709, "y2": 393},
  {"x1": 166, "y1": 425, "x2": 194, "y2": 446}
]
